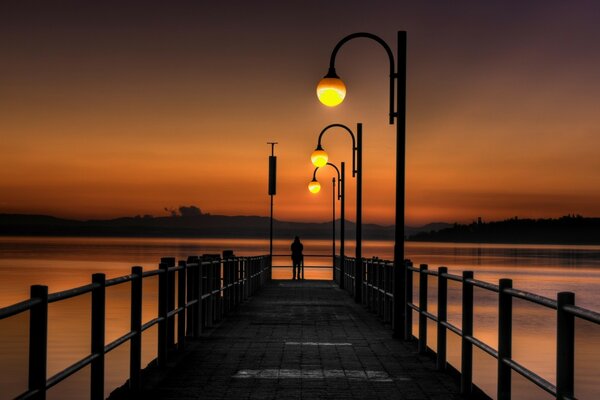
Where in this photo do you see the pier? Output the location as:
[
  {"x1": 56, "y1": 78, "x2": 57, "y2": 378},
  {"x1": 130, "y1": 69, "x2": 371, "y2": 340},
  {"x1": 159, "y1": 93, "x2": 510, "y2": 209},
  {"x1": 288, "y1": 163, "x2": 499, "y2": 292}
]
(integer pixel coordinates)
[{"x1": 1, "y1": 253, "x2": 600, "y2": 400}]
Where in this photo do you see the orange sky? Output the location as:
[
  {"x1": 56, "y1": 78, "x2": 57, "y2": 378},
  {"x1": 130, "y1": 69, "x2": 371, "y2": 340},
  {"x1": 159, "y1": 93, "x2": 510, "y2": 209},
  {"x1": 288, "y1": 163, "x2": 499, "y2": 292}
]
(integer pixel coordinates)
[{"x1": 2, "y1": 1, "x2": 600, "y2": 226}]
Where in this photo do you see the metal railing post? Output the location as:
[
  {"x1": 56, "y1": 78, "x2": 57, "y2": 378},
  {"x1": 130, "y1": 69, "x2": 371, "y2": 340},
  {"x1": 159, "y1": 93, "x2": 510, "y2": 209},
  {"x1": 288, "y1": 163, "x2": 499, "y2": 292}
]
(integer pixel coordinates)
[
  {"x1": 162, "y1": 257, "x2": 176, "y2": 350},
  {"x1": 177, "y1": 260, "x2": 186, "y2": 351},
  {"x1": 557, "y1": 291, "x2": 575, "y2": 400},
  {"x1": 186, "y1": 256, "x2": 198, "y2": 336},
  {"x1": 129, "y1": 266, "x2": 143, "y2": 392},
  {"x1": 404, "y1": 261, "x2": 413, "y2": 340},
  {"x1": 498, "y1": 278, "x2": 513, "y2": 400},
  {"x1": 437, "y1": 266, "x2": 448, "y2": 371},
  {"x1": 461, "y1": 271, "x2": 474, "y2": 396},
  {"x1": 91, "y1": 273, "x2": 106, "y2": 400},
  {"x1": 28, "y1": 285, "x2": 48, "y2": 400},
  {"x1": 195, "y1": 258, "x2": 204, "y2": 335},
  {"x1": 157, "y1": 261, "x2": 169, "y2": 367},
  {"x1": 418, "y1": 264, "x2": 428, "y2": 354}
]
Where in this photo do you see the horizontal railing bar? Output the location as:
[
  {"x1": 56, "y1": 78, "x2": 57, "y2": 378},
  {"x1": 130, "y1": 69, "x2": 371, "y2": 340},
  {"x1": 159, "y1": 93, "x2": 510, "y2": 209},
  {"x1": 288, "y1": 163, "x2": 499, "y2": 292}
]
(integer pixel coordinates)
[
  {"x1": 105, "y1": 274, "x2": 135, "y2": 287},
  {"x1": 505, "y1": 288, "x2": 557, "y2": 309},
  {"x1": 46, "y1": 353, "x2": 98, "y2": 389},
  {"x1": 564, "y1": 304, "x2": 600, "y2": 324},
  {"x1": 15, "y1": 389, "x2": 38, "y2": 400},
  {"x1": 466, "y1": 335, "x2": 498, "y2": 359},
  {"x1": 105, "y1": 331, "x2": 136, "y2": 354},
  {"x1": 141, "y1": 317, "x2": 161, "y2": 332},
  {"x1": 503, "y1": 357, "x2": 556, "y2": 396},
  {"x1": 441, "y1": 272, "x2": 463, "y2": 282},
  {"x1": 422, "y1": 269, "x2": 439, "y2": 276},
  {"x1": 186, "y1": 299, "x2": 199, "y2": 307},
  {"x1": 407, "y1": 302, "x2": 419, "y2": 312},
  {"x1": 142, "y1": 269, "x2": 161, "y2": 277},
  {"x1": 167, "y1": 306, "x2": 185, "y2": 318},
  {"x1": 270, "y1": 265, "x2": 333, "y2": 269},
  {"x1": 423, "y1": 310, "x2": 438, "y2": 322},
  {"x1": 272, "y1": 254, "x2": 342, "y2": 257},
  {"x1": 466, "y1": 278, "x2": 499, "y2": 293},
  {"x1": 48, "y1": 283, "x2": 97, "y2": 303},
  {"x1": 0, "y1": 298, "x2": 40, "y2": 319},
  {"x1": 440, "y1": 321, "x2": 462, "y2": 336}
]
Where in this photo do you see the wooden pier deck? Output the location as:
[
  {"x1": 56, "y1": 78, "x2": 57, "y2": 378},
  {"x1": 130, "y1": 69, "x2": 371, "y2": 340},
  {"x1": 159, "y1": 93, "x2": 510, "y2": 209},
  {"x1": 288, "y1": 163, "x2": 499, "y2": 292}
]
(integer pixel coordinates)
[{"x1": 140, "y1": 280, "x2": 461, "y2": 400}]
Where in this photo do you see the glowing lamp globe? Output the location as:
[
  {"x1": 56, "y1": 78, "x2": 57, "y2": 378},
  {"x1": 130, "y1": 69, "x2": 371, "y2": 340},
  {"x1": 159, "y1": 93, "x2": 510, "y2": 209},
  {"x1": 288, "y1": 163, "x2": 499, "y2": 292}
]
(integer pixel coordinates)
[
  {"x1": 311, "y1": 148, "x2": 328, "y2": 168},
  {"x1": 308, "y1": 180, "x2": 321, "y2": 194},
  {"x1": 316, "y1": 77, "x2": 346, "y2": 107}
]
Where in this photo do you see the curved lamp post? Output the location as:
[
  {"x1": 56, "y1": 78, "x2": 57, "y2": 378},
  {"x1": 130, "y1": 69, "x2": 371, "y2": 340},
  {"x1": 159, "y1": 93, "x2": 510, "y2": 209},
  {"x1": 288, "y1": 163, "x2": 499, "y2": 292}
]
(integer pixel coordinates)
[
  {"x1": 310, "y1": 123, "x2": 362, "y2": 302},
  {"x1": 309, "y1": 162, "x2": 345, "y2": 288},
  {"x1": 316, "y1": 31, "x2": 407, "y2": 338}
]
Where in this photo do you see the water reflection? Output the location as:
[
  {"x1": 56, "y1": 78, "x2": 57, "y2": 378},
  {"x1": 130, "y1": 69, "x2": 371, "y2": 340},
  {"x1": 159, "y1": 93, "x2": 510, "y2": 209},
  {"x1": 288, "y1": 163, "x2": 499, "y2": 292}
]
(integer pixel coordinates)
[{"x1": 0, "y1": 237, "x2": 599, "y2": 399}]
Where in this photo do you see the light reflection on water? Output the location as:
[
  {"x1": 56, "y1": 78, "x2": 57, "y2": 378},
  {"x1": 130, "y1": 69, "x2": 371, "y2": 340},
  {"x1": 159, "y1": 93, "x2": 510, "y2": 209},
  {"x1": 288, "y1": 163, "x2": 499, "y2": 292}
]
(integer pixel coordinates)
[{"x1": 0, "y1": 237, "x2": 599, "y2": 399}]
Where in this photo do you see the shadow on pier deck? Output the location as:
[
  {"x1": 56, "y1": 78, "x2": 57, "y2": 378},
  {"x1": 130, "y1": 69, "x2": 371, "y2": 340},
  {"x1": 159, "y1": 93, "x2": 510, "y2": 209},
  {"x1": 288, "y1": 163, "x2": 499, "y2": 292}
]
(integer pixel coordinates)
[{"x1": 136, "y1": 280, "x2": 461, "y2": 400}]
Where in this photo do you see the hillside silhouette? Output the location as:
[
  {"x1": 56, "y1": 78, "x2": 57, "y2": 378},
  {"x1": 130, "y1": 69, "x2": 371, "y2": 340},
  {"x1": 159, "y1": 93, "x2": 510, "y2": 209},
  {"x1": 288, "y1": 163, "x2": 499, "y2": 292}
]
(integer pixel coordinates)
[
  {"x1": 409, "y1": 215, "x2": 600, "y2": 244},
  {"x1": 0, "y1": 212, "x2": 406, "y2": 240}
]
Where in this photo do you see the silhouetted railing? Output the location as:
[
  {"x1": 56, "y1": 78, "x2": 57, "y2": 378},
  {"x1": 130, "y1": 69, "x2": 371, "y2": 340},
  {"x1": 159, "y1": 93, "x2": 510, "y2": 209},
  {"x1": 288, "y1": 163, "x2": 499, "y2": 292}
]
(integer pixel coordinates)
[
  {"x1": 336, "y1": 255, "x2": 600, "y2": 400},
  {"x1": 0, "y1": 254, "x2": 270, "y2": 399},
  {"x1": 271, "y1": 254, "x2": 334, "y2": 269}
]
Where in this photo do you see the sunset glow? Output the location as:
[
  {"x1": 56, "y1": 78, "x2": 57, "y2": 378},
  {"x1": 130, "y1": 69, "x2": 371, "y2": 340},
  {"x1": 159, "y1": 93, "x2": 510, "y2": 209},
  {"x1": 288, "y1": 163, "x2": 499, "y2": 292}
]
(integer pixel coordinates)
[{"x1": 2, "y1": 2, "x2": 600, "y2": 226}]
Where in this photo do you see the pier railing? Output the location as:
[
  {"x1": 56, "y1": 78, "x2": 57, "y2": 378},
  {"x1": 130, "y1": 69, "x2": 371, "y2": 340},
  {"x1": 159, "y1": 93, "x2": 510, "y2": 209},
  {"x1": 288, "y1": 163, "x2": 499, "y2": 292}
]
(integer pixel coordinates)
[
  {"x1": 0, "y1": 254, "x2": 270, "y2": 400},
  {"x1": 335, "y1": 255, "x2": 600, "y2": 400}
]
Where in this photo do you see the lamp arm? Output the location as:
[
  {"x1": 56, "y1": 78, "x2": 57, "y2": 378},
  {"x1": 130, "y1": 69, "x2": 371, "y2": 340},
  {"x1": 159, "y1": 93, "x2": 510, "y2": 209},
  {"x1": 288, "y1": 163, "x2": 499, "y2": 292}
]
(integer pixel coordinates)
[
  {"x1": 317, "y1": 123, "x2": 359, "y2": 177},
  {"x1": 314, "y1": 162, "x2": 342, "y2": 200},
  {"x1": 328, "y1": 32, "x2": 396, "y2": 124}
]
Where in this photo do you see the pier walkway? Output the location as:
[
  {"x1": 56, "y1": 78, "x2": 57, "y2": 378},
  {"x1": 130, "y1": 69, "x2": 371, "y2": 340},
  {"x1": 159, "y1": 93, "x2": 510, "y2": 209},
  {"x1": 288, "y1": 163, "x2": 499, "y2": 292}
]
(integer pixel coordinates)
[{"x1": 141, "y1": 280, "x2": 461, "y2": 400}]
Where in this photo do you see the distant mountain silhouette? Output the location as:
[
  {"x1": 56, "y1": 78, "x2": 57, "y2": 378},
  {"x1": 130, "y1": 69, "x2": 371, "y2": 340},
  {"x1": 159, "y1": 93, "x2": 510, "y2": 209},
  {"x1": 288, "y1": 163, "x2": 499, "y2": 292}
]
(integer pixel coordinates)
[
  {"x1": 409, "y1": 215, "x2": 600, "y2": 245},
  {"x1": 0, "y1": 213, "x2": 435, "y2": 240}
]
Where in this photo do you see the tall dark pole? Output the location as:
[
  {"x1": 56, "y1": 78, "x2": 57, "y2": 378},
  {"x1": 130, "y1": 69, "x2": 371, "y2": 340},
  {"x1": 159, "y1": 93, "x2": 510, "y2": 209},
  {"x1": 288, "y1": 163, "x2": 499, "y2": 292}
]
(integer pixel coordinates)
[
  {"x1": 355, "y1": 124, "x2": 363, "y2": 302},
  {"x1": 332, "y1": 177, "x2": 336, "y2": 281},
  {"x1": 393, "y1": 31, "x2": 407, "y2": 339},
  {"x1": 267, "y1": 142, "x2": 277, "y2": 276},
  {"x1": 319, "y1": 31, "x2": 407, "y2": 337},
  {"x1": 313, "y1": 123, "x2": 362, "y2": 295},
  {"x1": 340, "y1": 161, "x2": 345, "y2": 290}
]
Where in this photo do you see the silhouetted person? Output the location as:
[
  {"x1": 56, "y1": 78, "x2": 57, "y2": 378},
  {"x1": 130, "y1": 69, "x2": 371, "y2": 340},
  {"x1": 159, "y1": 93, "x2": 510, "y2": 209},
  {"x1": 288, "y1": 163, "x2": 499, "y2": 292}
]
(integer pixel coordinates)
[{"x1": 291, "y1": 236, "x2": 304, "y2": 280}]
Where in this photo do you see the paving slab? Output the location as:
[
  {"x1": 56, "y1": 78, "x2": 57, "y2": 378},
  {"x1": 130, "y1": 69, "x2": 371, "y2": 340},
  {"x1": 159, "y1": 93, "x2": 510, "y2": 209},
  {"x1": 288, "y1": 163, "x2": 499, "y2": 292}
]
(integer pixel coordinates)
[{"x1": 143, "y1": 280, "x2": 462, "y2": 400}]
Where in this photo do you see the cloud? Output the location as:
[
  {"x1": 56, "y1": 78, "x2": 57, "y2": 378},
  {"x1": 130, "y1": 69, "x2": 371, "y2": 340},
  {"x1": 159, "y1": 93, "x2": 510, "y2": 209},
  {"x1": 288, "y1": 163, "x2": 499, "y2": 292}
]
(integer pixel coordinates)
[{"x1": 178, "y1": 205, "x2": 202, "y2": 217}]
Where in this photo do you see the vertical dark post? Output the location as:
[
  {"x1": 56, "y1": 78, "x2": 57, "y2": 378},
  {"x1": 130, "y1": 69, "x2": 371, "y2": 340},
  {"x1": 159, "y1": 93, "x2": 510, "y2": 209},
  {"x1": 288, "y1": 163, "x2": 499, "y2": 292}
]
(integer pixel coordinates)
[
  {"x1": 91, "y1": 273, "x2": 106, "y2": 400},
  {"x1": 556, "y1": 292, "x2": 575, "y2": 400},
  {"x1": 157, "y1": 261, "x2": 169, "y2": 367},
  {"x1": 332, "y1": 177, "x2": 336, "y2": 280},
  {"x1": 498, "y1": 279, "x2": 513, "y2": 400},
  {"x1": 28, "y1": 285, "x2": 48, "y2": 400},
  {"x1": 162, "y1": 257, "x2": 175, "y2": 350},
  {"x1": 355, "y1": 123, "x2": 363, "y2": 302},
  {"x1": 418, "y1": 264, "x2": 428, "y2": 354},
  {"x1": 461, "y1": 271, "x2": 474, "y2": 396},
  {"x1": 393, "y1": 30, "x2": 407, "y2": 338},
  {"x1": 195, "y1": 258, "x2": 204, "y2": 335},
  {"x1": 130, "y1": 267, "x2": 143, "y2": 392},
  {"x1": 340, "y1": 161, "x2": 345, "y2": 290},
  {"x1": 177, "y1": 260, "x2": 186, "y2": 351},
  {"x1": 437, "y1": 266, "x2": 448, "y2": 371},
  {"x1": 186, "y1": 256, "x2": 198, "y2": 336},
  {"x1": 268, "y1": 142, "x2": 277, "y2": 281},
  {"x1": 404, "y1": 261, "x2": 413, "y2": 340}
]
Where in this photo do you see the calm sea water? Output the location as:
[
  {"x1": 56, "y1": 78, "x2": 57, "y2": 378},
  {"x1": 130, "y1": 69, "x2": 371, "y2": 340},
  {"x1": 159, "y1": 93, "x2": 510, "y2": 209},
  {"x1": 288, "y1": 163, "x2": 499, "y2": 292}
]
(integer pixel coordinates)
[{"x1": 0, "y1": 237, "x2": 599, "y2": 399}]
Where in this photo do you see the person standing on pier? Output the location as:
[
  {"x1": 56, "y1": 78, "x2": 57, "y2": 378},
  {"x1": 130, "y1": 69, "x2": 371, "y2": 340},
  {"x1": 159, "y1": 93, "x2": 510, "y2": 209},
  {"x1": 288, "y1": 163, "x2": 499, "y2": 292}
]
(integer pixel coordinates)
[{"x1": 291, "y1": 236, "x2": 304, "y2": 280}]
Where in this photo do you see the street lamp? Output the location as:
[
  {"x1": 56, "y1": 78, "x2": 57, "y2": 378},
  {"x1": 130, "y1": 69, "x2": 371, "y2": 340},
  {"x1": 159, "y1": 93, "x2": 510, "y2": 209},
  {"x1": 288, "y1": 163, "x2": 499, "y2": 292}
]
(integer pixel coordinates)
[
  {"x1": 316, "y1": 31, "x2": 407, "y2": 338},
  {"x1": 309, "y1": 162, "x2": 345, "y2": 289},
  {"x1": 310, "y1": 123, "x2": 362, "y2": 302}
]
